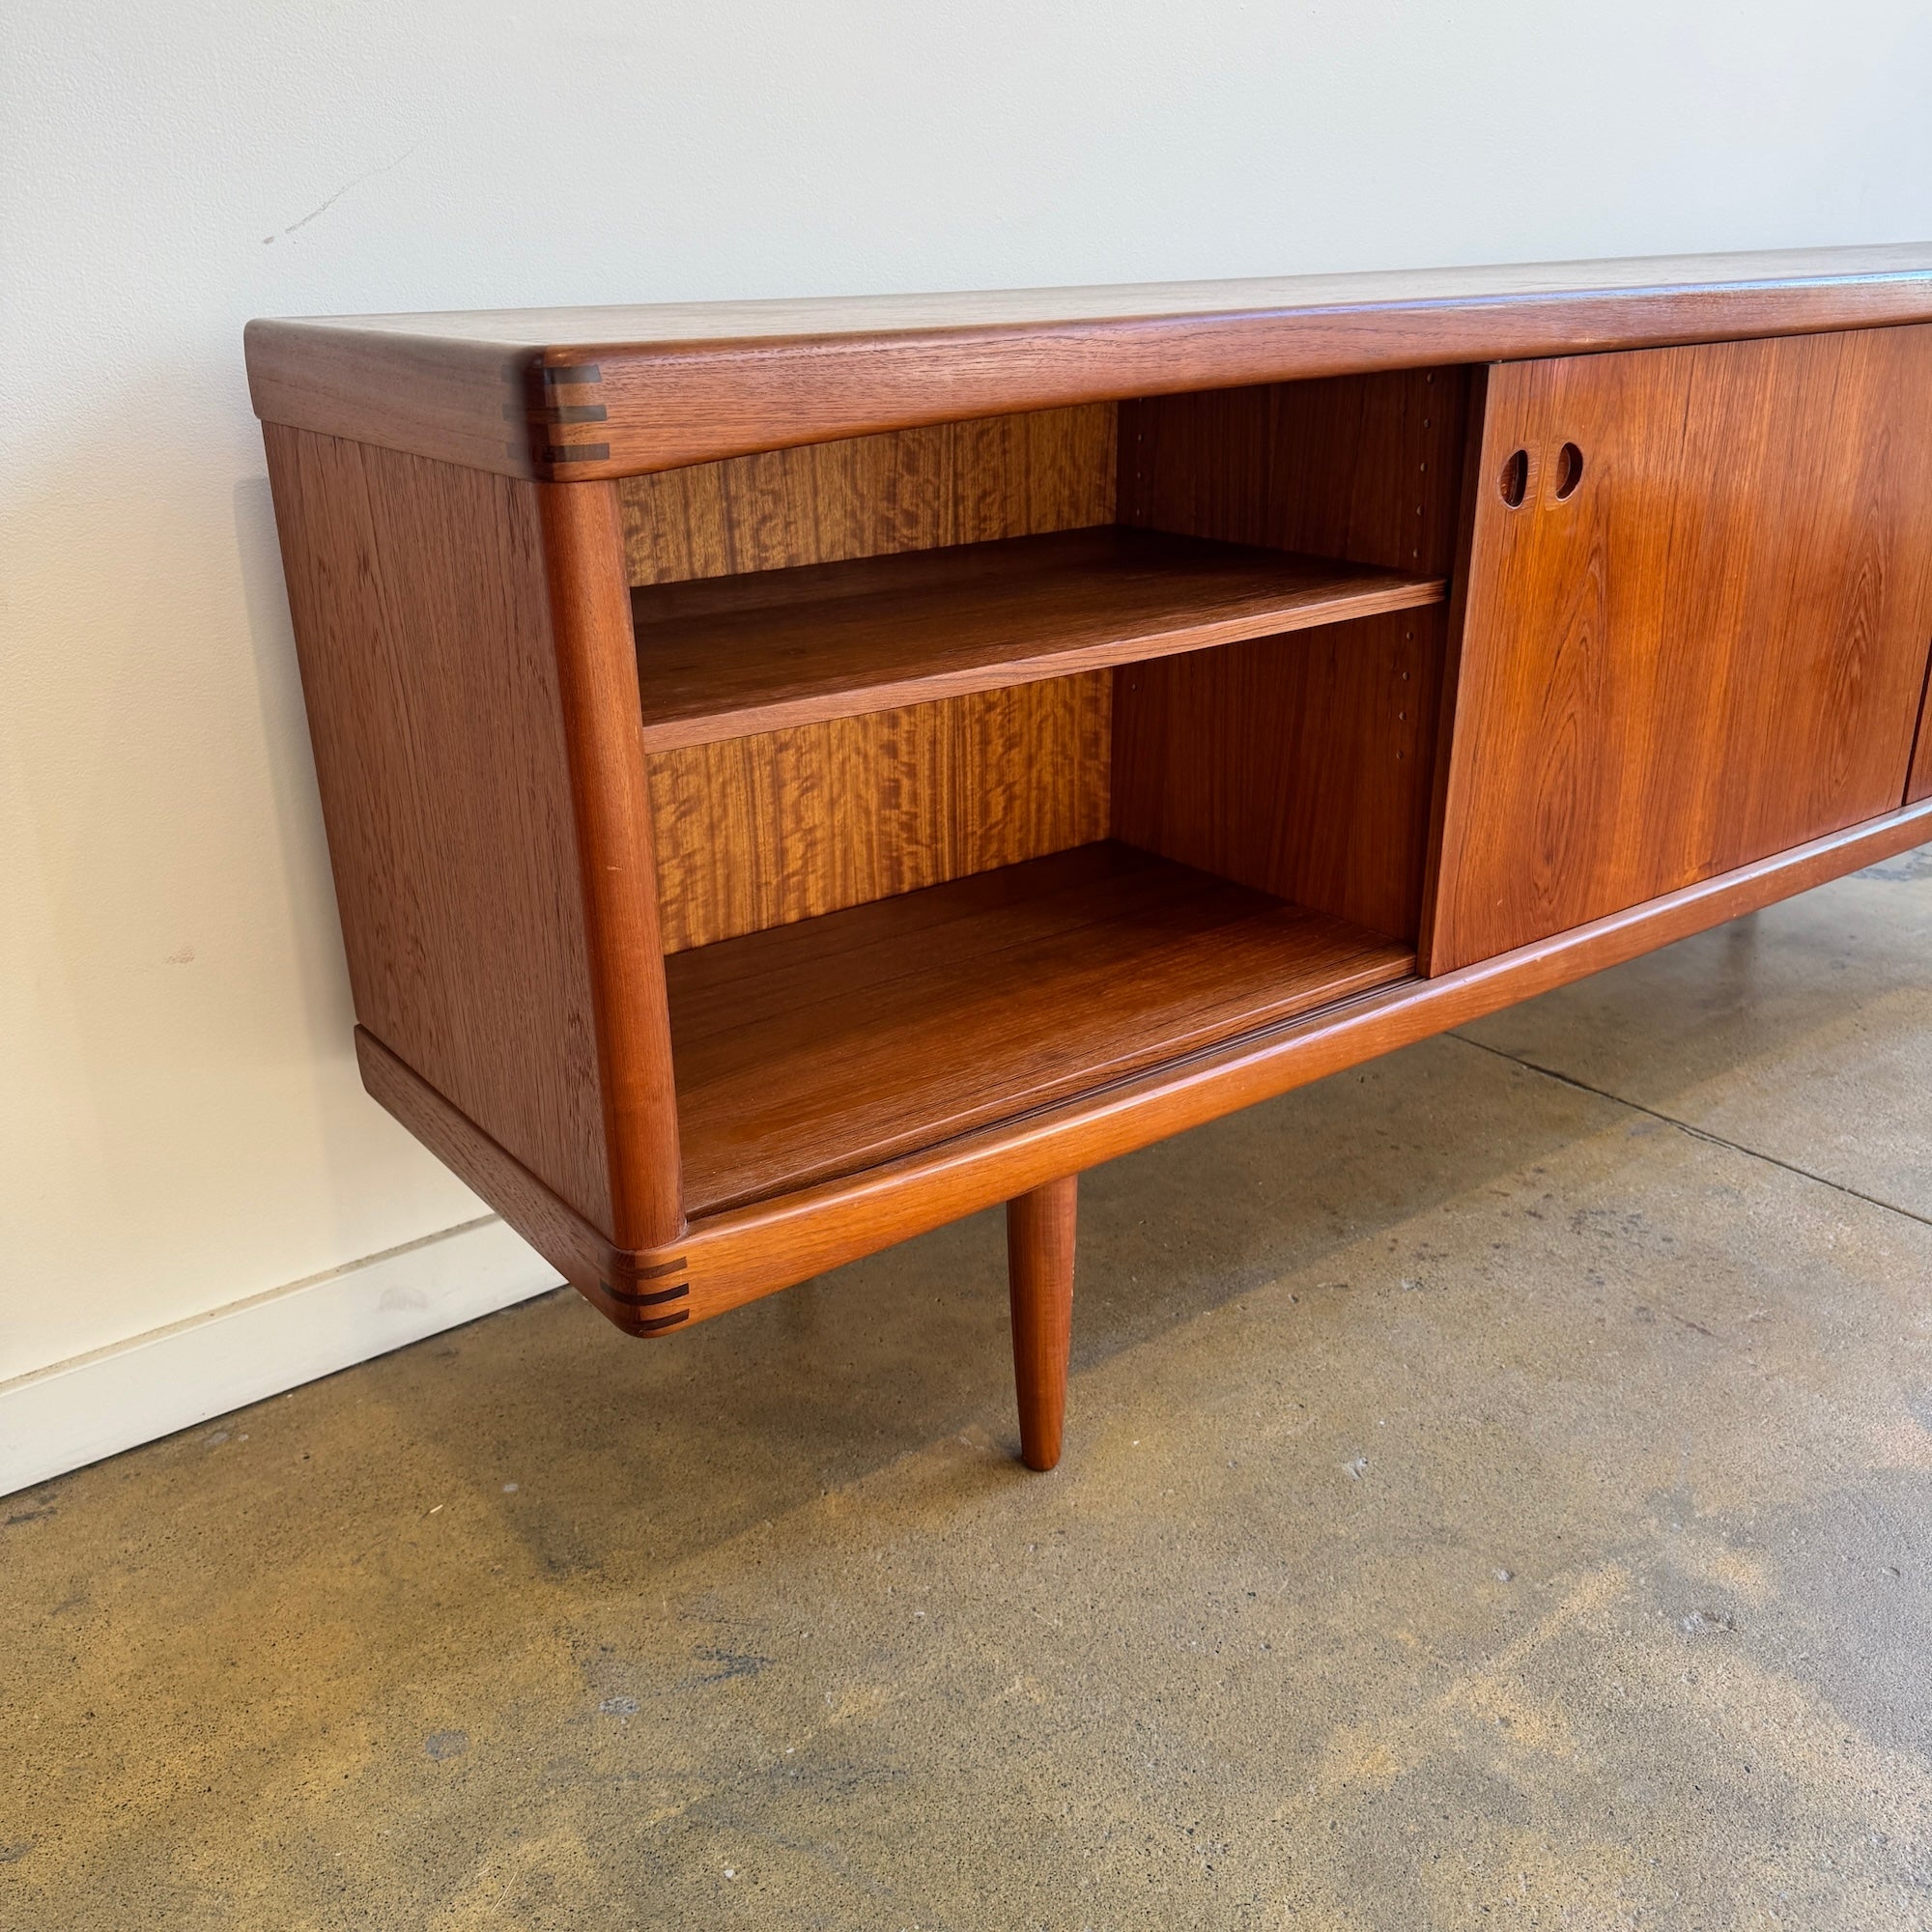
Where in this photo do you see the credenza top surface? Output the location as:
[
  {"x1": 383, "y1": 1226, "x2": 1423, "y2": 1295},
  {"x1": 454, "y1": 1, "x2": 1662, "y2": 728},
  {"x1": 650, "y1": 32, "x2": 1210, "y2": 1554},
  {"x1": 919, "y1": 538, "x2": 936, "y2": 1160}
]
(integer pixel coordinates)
[
  {"x1": 245, "y1": 242, "x2": 1932, "y2": 480},
  {"x1": 256, "y1": 242, "x2": 1932, "y2": 348}
]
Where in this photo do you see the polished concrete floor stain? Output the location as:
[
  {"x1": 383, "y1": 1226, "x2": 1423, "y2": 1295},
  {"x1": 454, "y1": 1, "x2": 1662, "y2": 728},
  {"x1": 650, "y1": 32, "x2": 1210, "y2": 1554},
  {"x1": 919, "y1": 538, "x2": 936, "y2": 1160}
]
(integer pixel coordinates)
[{"x1": 5, "y1": 852, "x2": 1931, "y2": 1928}]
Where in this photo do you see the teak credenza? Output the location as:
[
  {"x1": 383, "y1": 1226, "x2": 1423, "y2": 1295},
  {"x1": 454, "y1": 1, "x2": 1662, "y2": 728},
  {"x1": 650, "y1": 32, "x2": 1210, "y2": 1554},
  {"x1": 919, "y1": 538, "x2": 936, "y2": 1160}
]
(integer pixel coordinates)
[{"x1": 248, "y1": 245, "x2": 1932, "y2": 1471}]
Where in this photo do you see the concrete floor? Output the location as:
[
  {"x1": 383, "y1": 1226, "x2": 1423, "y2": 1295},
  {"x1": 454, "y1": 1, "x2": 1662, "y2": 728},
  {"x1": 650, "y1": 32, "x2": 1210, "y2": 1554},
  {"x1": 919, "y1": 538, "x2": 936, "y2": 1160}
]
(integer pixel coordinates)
[{"x1": 6, "y1": 850, "x2": 1931, "y2": 1930}]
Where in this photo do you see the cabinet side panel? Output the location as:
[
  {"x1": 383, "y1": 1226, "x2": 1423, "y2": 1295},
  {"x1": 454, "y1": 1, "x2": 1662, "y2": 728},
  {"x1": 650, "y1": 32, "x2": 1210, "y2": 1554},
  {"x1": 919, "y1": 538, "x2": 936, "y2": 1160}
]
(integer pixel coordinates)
[
  {"x1": 263, "y1": 425, "x2": 614, "y2": 1230},
  {"x1": 1111, "y1": 611, "x2": 1443, "y2": 942},
  {"x1": 1118, "y1": 367, "x2": 1471, "y2": 576},
  {"x1": 649, "y1": 676, "x2": 1113, "y2": 953},
  {"x1": 617, "y1": 404, "x2": 1117, "y2": 587}
]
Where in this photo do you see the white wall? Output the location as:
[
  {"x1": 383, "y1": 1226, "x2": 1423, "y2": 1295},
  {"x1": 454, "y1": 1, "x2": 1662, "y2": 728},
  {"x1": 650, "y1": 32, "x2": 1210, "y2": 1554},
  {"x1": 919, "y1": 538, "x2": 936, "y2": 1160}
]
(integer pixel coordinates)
[{"x1": 4, "y1": 0, "x2": 1931, "y2": 1467}]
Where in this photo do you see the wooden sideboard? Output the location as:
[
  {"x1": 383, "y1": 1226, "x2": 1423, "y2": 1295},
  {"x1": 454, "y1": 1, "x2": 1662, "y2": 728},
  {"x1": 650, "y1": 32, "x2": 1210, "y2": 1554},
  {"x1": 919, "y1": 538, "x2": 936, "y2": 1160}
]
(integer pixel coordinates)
[{"x1": 247, "y1": 244, "x2": 1932, "y2": 1470}]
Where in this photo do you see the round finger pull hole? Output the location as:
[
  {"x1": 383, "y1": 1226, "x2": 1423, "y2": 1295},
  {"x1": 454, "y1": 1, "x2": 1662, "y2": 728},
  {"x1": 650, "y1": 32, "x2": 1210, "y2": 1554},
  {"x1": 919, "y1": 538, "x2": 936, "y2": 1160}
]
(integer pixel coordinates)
[
  {"x1": 1554, "y1": 441, "x2": 1584, "y2": 500},
  {"x1": 1499, "y1": 447, "x2": 1530, "y2": 507}
]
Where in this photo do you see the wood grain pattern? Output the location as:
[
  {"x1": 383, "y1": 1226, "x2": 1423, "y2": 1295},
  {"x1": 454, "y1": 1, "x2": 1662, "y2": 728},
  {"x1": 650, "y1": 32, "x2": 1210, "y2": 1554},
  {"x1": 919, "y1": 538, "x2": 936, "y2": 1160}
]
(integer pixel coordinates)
[
  {"x1": 536, "y1": 481, "x2": 685, "y2": 1247},
  {"x1": 1119, "y1": 367, "x2": 1471, "y2": 576},
  {"x1": 647, "y1": 674, "x2": 1112, "y2": 952},
  {"x1": 246, "y1": 325, "x2": 536, "y2": 475},
  {"x1": 1429, "y1": 325, "x2": 1932, "y2": 972},
  {"x1": 1107, "y1": 369, "x2": 1462, "y2": 945},
  {"x1": 262, "y1": 426, "x2": 614, "y2": 1230},
  {"x1": 245, "y1": 243, "x2": 1932, "y2": 477},
  {"x1": 664, "y1": 842, "x2": 1412, "y2": 1215},
  {"x1": 632, "y1": 527, "x2": 1443, "y2": 751},
  {"x1": 1112, "y1": 611, "x2": 1445, "y2": 942},
  {"x1": 361, "y1": 798, "x2": 1932, "y2": 1336},
  {"x1": 1008, "y1": 1176, "x2": 1077, "y2": 1472},
  {"x1": 619, "y1": 405, "x2": 1115, "y2": 584}
]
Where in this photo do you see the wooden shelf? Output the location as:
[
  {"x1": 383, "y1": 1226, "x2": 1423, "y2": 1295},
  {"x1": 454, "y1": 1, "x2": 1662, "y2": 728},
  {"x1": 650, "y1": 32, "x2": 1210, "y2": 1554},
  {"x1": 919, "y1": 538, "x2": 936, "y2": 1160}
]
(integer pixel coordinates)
[
  {"x1": 632, "y1": 526, "x2": 1445, "y2": 750},
  {"x1": 667, "y1": 842, "x2": 1414, "y2": 1214}
]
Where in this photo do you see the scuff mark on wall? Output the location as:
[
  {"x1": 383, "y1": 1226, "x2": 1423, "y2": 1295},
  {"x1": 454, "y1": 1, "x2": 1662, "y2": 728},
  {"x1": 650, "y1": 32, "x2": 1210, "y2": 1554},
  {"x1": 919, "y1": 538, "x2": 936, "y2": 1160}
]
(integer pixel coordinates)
[{"x1": 263, "y1": 145, "x2": 419, "y2": 243}]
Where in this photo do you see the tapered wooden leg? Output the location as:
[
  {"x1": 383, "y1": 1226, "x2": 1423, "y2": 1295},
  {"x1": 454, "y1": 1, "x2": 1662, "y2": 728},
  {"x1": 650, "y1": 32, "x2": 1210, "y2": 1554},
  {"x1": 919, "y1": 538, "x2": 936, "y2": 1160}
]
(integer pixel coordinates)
[{"x1": 1007, "y1": 1175, "x2": 1077, "y2": 1471}]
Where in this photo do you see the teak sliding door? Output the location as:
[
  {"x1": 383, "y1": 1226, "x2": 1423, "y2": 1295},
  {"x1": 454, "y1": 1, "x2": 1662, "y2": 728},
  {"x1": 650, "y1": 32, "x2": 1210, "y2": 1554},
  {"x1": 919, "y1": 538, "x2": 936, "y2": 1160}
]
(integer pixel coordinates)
[{"x1": 1427, "y1": 326, "x2": 1932, "y2": 973}]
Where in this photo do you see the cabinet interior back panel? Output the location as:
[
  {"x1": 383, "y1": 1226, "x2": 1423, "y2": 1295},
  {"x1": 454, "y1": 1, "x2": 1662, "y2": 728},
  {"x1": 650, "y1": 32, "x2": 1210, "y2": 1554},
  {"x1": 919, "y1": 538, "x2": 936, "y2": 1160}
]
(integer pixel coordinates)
[
  {"x1": 649, "y1": 674, "x2": 1113, "y2": 953},
  {"x1": 619, "y1": 403, "x2": 1118, "y2": 586},
  {"x1": 631, "y1": 402, "x2": 1121, "y2": 952}
]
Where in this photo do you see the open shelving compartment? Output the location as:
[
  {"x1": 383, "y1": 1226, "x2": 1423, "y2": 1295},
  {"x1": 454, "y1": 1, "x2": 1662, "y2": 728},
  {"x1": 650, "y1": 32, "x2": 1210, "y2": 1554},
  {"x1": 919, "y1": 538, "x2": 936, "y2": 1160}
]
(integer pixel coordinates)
[{"x1": 624, "y1": 366, "x2": 1473, "y2": 1217}]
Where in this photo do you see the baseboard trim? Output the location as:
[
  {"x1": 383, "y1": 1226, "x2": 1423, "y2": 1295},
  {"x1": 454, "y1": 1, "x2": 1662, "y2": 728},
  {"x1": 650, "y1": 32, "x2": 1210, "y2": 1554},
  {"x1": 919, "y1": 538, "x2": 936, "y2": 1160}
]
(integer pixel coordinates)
[{"x1": 0, "y1": 1218, "x2": 564, "y2": 1498}]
